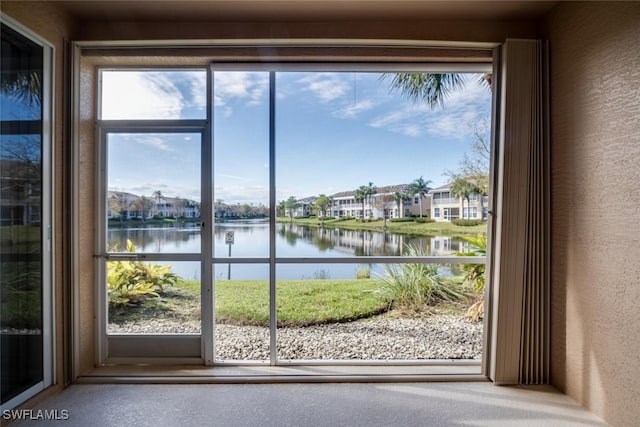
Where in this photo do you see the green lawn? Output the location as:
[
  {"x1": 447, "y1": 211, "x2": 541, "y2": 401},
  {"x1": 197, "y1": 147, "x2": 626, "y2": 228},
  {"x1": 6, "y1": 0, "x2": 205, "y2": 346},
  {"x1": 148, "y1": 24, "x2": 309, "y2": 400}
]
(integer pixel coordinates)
[
  {"x1": 277, "y1": 216, "x2": 487, "y2": 237},
  {"x1": 178, "y1": 278, "x2": 389, "y2": 327}
]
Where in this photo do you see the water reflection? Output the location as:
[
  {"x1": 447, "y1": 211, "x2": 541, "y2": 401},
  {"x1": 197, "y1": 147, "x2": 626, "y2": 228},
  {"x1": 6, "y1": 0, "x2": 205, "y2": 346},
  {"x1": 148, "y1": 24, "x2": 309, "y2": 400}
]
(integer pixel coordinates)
[
  {"x1": 107, "y1": 221, "x2": 471, "y2": 279},
  {"x1": 277, "y1": 223, "x2": 465, "y2": 257},
  {"x1": 107, "y1": 222, "x2": 201, "y2": 253},
  {"x1": 108, "y1": 221, "x2": 468, "y2": 257}
]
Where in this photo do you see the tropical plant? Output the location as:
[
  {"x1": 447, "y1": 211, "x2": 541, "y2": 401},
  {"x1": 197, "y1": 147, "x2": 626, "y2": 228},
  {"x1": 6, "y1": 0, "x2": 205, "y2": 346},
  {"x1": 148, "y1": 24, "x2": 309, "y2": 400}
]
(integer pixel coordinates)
[
  {"x1": 457, "y1": 234, "x2": 487, "y2": 321},
  {"x1": 365, "y1": 182, "x2": 378, "y2": 219},
  {"x1": 382, "y1": 72, "x2": 491, "y2": 109},
  {"x1": 284, "y1": 196, "x2": 300, "y2": 222},
  {"x1": 355, "y1": 266, "x2": 371, "y2": 279},
  {"x1": 451, "y1": 178, "x2": 480, "y2": 219},
  {"x1": 107, "y1": 239, "x2": 178, "y2": 306},
  {"x1": 314, "y1": 194, "x2": 332, "y2": 225},
  {"x1": 152, "y1": 190, "x2": 165, "y2": 217},
  {"x1": 376, "y1": 245, "x2": 467, "y2": 309},
  {"x1": 354, "y1": 186, "x2": 368, "y2": 221},
  {"x1": 392, "y1": 191, "x2": 410, "y2": 218},
  {"x1": 409, "y1": 176, "x2": 432, "y2": 217}
]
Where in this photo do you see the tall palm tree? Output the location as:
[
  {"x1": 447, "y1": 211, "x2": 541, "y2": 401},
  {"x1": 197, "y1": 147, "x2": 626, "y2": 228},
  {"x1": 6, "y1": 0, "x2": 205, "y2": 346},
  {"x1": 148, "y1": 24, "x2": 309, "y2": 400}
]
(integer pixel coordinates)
[
  {"x1": 450, "y1": 178, "x2": 480, "y2": 219},
  {"x1": 409, "y1": 176, "x2": 432, "y2": 218},
  {"x1": 392, "y1": 191, "x2": 409, "y2": 218},
  {"x1": 382, "y1": 73, "x2": 491, "y2": 109},
  {"x1": 365, "y1": 182, "x2": 378, "y2": 220},
  {"x1": 314, "y1": 194, "x2": 331, "y2": 225},
  {"x1": 354, "y1": 186, "x2": 368, "y2": 221},
  {"x1": 284, "y1": 196, "x2": 300, "y2": 223},
  {"x1": 152, "y1": 190, "x2": 164, "y2": 217}
]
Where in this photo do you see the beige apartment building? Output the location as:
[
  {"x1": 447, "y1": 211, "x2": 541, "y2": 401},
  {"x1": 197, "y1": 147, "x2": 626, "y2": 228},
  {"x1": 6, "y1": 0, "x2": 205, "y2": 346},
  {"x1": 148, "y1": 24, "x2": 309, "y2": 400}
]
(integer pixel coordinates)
[{"x1": 430, "y1": 183, "x2": 489, "y2": 222}]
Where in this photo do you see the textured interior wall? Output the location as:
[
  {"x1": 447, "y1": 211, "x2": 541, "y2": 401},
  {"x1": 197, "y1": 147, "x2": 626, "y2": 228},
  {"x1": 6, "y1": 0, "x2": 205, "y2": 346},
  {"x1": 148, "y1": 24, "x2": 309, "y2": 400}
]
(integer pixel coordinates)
[
  {"x1": 1, "y1": 1, "x2": 75, "y2": 389},
  {"x1": 77, "y1": 59, "x2": 96, "y2": 375},
  {"x1": 545, "y1": 3, "x2": 640, "y2": 427}
]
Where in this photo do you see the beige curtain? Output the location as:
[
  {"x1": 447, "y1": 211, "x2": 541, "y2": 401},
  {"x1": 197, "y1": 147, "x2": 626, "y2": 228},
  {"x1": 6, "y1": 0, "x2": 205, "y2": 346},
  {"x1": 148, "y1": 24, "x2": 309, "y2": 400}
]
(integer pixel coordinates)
[{"x1": 489, "y1": 39, "x2": 550, "y2": 385}]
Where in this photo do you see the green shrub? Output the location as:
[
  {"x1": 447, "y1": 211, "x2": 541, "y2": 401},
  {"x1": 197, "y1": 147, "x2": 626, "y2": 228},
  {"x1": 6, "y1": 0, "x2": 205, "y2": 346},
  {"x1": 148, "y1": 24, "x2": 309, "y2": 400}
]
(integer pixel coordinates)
[
  {"x1": 376, "y1": 245, "x2": 467, "y2": 309},
  {"x1": 452, "y1": 219, "x2": 482, "y2": 226},
  {"x1": 107, "y1": 239, "x2": 178, "y2": 306},
  {"x1": 457, "y1": 234, "x2": 487, "y2": 321},
  {"x1": 0, "y1": 268, "x2": 41, "y2": 329},
  {"x1": 355, "y1": 266, "x2": 371, "y2": 279},
  {"x1": 415, "y1": 217, "x2": 435, "y2": 223},
  {"x1": 389, "y1": 217, "x2": 415, "y2": 223}
]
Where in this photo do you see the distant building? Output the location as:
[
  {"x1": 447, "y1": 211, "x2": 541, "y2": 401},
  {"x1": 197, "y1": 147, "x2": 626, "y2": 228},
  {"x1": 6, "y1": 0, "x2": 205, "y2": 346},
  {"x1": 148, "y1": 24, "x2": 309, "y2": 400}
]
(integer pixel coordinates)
[
  {"x1": 107, "y1": 191, "x2": 200, "y2": 220},
  {"x1": 429, "y1": 182, "x2": 488, "y2": 222},
  {"x1": 0, "y1": 159, "x2": 41, "y2": 226}
]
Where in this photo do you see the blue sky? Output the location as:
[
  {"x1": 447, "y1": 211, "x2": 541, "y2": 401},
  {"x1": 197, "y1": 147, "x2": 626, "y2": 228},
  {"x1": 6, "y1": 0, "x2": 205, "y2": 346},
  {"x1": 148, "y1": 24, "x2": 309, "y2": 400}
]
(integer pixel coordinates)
[{"x1": 102, "y1": 70, "x2": 491, "y2": 205}]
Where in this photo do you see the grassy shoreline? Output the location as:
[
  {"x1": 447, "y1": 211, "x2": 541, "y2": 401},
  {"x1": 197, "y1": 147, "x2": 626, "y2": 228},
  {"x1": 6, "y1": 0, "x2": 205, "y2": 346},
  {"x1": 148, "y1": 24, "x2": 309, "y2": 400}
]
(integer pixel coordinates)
[
  {"x1": 276, "y1": 216, "x2": 487, "y2": 237},
  {"x1": 109, "y1": 276, "x2": 476, "y2": 328}
]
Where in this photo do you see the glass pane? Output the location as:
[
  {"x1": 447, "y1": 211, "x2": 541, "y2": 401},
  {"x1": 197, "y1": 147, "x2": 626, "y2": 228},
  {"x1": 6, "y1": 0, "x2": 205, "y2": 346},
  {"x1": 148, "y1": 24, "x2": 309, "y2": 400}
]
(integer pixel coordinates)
[
  {"x1": 100, "y1": 70, "x2": 207, "y2": 120},
  {"x1": 106, "y1": 133, "x2": 201, "y2": 254},
  {"x1": 275, "y1": 71, "x2": 491, "y2": 257},
  {"x1": 213, "y1": 71, "x2": 270, "y2": 258},
  {"x1": 108, "y1": 261, "x2": 201, "y2": 334},
  {"x1": 0, "y1": 23, "x2": 44, "y2": 403},
  {"x1": 276, "y1": 263, "x2": 483, "y2": 361},
  {"x1": 214, "y1": 263, "x2": 270, "y2": 361}
]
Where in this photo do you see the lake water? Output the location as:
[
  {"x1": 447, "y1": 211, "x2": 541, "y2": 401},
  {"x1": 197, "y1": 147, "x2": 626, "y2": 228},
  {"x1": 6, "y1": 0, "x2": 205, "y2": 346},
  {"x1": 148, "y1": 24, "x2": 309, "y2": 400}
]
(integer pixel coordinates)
[{"x1": 107, "y1": 220, "x2": 469, "y2": 280}]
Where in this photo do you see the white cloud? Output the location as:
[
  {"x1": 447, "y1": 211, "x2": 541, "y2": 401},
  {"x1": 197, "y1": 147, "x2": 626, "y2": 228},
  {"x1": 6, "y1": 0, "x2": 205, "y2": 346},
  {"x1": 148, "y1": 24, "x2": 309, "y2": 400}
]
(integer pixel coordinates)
[
  {"x1": 187, "y1": 72, "x2": 207, "y2": 111},
  {"x1": 369, "y1": 74, "x2": 491, "y2": 139},
  {"x1": 129, "y1": 135, "x2": 175, "y2": 152},
  {"x1": 369, "y1": 105, "x2": 429, "y2": 137},
  {"x1": 333, "y1": 99, "x2": 376, "y2": 119},
  {"x1": 296, "y1": 73, "x2": 350, "y2": 103},
  {"x1": 214, "y1": 72, "x2": 268, "y2": 112},
  {"x1": 101, "y1": 72, "x2": 185, "y2": 119}
]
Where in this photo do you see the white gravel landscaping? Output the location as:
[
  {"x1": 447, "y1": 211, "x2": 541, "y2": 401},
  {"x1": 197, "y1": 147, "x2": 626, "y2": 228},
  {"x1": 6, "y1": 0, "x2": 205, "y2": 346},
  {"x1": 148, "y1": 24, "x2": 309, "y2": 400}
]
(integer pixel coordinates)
[{"x1": 108, "y1": 314, "x2": 483, "y2": 360}]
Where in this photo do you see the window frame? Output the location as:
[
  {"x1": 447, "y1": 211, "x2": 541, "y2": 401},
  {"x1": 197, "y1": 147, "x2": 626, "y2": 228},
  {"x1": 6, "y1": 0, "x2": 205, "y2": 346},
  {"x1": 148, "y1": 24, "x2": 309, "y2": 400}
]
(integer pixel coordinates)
[
  {"x1": 79, "y1": 48, "x2": 497, "y2": 376},
  {"x1": 0, "y1": 14, "x2": 55, "y2": 411}
]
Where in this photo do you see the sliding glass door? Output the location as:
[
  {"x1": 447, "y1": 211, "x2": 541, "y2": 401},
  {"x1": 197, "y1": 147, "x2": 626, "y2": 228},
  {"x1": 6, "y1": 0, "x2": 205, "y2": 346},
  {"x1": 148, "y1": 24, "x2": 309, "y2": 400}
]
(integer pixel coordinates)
[
  {"x1": 97, "y1": 69, "x2": 211, "y2": 361},
  {"x1": 0, "y1": 19, "x2": 53, "y2": 409}
]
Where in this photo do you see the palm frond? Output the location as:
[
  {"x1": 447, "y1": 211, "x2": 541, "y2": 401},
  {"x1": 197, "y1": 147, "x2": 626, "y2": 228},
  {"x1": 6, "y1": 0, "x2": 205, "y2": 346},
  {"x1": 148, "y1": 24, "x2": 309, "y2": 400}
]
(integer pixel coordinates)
[{"x1": 381, "y1": 72, "x2": 465, "y2": 109}]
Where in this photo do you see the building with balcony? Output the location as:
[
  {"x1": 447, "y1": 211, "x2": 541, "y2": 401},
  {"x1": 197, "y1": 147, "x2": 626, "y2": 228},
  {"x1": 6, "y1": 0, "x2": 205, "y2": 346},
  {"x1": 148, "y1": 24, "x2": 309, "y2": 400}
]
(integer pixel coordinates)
[{"x1": 430, "y1": 183, "x2": 489, "y2": 222}]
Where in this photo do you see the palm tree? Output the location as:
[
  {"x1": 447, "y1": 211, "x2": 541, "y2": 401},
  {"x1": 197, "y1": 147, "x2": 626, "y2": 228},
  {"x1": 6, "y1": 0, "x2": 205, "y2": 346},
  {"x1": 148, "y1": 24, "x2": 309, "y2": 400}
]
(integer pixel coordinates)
[
  {"x1": 314, "y1": 194, "x2": 331, "y2": 225},
  {"x1": 382, "y1": 73, "x2": 491, "y2": 109},
  {"x1": 284, "y1": 196, "x2": 300, "y2": 223},
  {"x1": 392, "y1": 191, "x2": 410, "y2": 218},
  {"x1": 1, "y1": 69, "x2": 42, "y2": 107},
  {"x1": 450, "y1": 178, "x2": 480, "y2": 219},
  {"x1": 152, "y1": 190, "x2": 164, "y2": 217},
  {"x1": 354, "y1": 186, "x2": 368, "y2": 221},
  {"x1": 277, "y1": 200, "x2": 286, "y2": 218},
  {"x1": 409, "y1": 176, "x2": 432, "y2": 218},
  {"x1": 365, "y1": 182, "x2": 378, "y2": 219}
]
